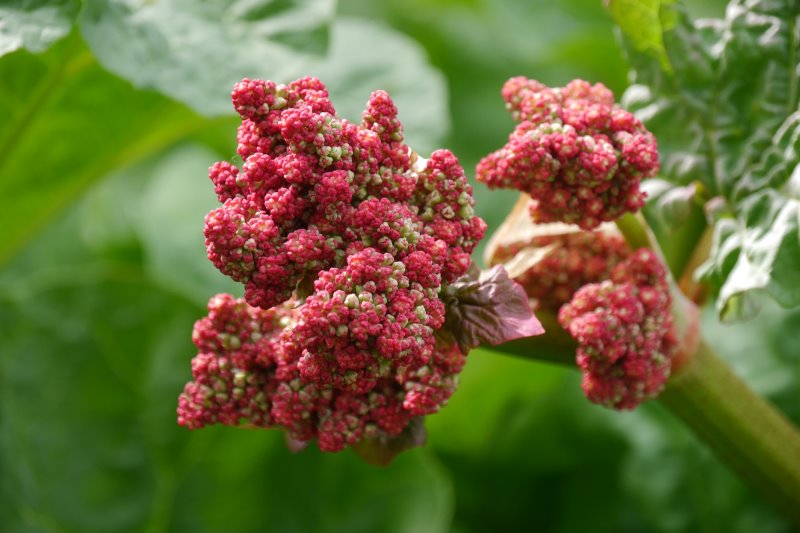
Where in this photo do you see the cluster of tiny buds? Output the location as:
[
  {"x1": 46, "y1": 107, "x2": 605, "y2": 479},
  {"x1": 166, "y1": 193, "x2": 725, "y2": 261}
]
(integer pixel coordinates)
[
  {"x1": 181, "y1": 77, "x2": 487, "y2": 451},
  {"x1": 178, "y1": 293, "x2": 466, "y2": 452},
  {"x1": 476, "y1": 78, "x2": 659, "y2": 230},
  {"x1": 558, "y1": 248, "x2": 676, "y2": 410},
  {"x1": 492, "y1": 230, "x2": 630, "y2": 312}
]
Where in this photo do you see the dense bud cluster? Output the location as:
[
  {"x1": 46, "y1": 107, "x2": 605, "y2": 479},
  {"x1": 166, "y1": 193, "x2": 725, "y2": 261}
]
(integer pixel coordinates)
[
  {"x1": 181, "y1": 77, "x2": 486, "y2": 452},
  {"x1": 558, "y1": 249, "x2": 676, "y2": 409},
  {"x1": 178, "y1": 294, "x2": 466, "y2": 451},
  {"x1": 206, "y1": 77, "x2": 484, "y2": 311},
  {"x1": 476, "y1": 78, "x2": 659, "y2": 229},
  {"x1": 492, "y1": 231, "x2": 631, "y2": 312}
]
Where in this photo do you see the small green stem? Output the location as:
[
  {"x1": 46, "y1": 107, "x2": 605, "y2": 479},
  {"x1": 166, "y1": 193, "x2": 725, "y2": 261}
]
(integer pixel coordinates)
[
  {"x1": 615, "y1": 212, "x2": 654, "y2": 250},
  {"x1": 489, "y1": 331, "x2": 800, "y2": 523},
  {"x1": 659, "y1": 341, "x2": 800, "y2": 525},
  {"x1": 677, "y1": 222, "x2": 714, "y2": 305}
]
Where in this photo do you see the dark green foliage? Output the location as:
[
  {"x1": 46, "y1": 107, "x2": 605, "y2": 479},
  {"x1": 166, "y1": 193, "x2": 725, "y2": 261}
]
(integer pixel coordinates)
[{"x1": 613, "y1": 0, "x2": 800, "y2": 321}]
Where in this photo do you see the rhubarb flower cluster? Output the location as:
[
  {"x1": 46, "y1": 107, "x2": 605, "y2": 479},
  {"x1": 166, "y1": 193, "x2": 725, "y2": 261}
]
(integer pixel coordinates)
[
  {"x1": 206, "y1": 77, "x2": 485, "y2": 310},
  {"x1": 178, "y1": 293, "x2": 466, "y2": 451},
  {"x1": 558, "y1": 249, "x2": 676, "y2": 409},
  {"x1": 180, "y1": 77, "x2": 487, "y2": 452},
  {"x1": 476, "y1": 78, "x2": 659, "y2": 229},
  {"x1": 492, "y1": 231, "x2": 631, "y2": 312}
]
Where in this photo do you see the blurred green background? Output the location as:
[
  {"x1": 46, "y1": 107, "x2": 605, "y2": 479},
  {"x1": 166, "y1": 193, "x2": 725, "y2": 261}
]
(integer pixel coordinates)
[{"x1": 2, "y1": 1, "x2": 799, "y2": 532}]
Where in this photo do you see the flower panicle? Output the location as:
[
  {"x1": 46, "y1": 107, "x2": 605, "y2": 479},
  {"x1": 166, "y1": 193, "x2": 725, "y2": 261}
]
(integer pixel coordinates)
[
  {"x1": 180, "y1": 77, "x2": 488, "y2": 455},
  {"x1": 476, "y1": 78, "x2": 659, "y2": 230}
]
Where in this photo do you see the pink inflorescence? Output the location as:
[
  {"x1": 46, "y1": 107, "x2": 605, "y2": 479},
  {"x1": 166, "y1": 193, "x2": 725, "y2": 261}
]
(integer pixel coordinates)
[
  {"x1": 180, "y1": 77, "x2": 486, "y2": 452},
  {"x1": 557, "y1": 249, "x2": 676, "y2": 410},
  {"x1": 493, "y1": 231, "x2": 631, "y2": 312},
  {"x1": 476, "y1": 78, "x2": 659, "y2": 230}
]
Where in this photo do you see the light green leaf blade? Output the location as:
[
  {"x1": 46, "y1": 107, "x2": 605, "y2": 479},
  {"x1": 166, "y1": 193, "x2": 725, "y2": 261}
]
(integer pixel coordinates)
[
  {"x1": 0, "y1": 35, "x2": 204, "y2": 265},
  {"x1": 607, "y1": 0, "x2": 676, "y2": 71},
  {"x1": 0, "y1": 0, "x2": 79, "y2": 57},
  {"x1": 79, "y1": 0, "x2": 336, "y2": 116}
]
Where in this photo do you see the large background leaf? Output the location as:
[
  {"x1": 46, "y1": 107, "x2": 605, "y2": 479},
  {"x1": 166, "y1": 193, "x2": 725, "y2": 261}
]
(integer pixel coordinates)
[
  {"x1": 0, "y1": 34, "x2": 204, "y2": 264},
  {"x1": 613, "y1": 0, "x2": 800, "y2": 320},
  {"x1": 5, "y1": 0, "x2": 798, "y2": 532},
  {"x1": 80, "y1": 0, "x2": 335, "y2": 116},
  {"x1": 0, "y1": 0, "x2": 80, "y2": 56}
]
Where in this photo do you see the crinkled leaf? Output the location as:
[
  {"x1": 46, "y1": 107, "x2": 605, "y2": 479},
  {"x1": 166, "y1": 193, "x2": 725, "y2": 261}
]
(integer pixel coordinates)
[
  {"x1": 641, "y1": 179, "x2": 707, "y2": 275},
  {"x1": 614, "y1": 0, "x2": 800, "y2": 320},
  {"x1": 80, "y1": 0, "x2": 335, "y2": 116},
  {"x1": 642, "y1": 179, "x2": 701, "y2": 231},
  {"x1": 441, "y1": 265, "x2": 544, "y2": 352},
  {"x1": 0, "y1": 0, "x2": 79, "y2": 57},
  {"x1": 352, "y1": 418, "x2": 427, "y2": 467}
]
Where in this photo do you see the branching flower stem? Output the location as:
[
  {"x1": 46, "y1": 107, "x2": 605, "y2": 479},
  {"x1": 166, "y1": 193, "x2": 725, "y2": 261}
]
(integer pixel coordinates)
[{"x1": 490, "y1": 211, "x2": 800, "y2": 525}]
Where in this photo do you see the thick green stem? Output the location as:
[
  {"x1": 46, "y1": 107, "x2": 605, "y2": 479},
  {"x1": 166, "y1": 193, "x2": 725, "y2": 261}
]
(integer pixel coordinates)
[
  {"x1": 490, "y1": 332, "x2": 800, "y2": 524},
  {"x1": 659, "y1": 341, "x2": 800, "y2": 525}
]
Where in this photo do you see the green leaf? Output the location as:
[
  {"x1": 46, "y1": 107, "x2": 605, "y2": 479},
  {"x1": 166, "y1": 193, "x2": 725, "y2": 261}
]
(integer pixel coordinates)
[
  {"x1": 615, "y1": 0, "x2": 800, "y2": 319},
  {"x1": 641, "y1": 179, "x2": 707, "y2": 276},
  {"x1": 131, "y1": 144, "x2": 241, "y2": 306},
  {"x1": 80, "y1": 7, "x2": 449, "y2": 153},
  {"x1": 79, "y1": 0, "x2": 336, "y2": 116},
  {"x1": 0, "y1": 0, "x2": 79, "y2": 57},
  {"x1": 308, "y1": 18, "x2": 449, "y2": 155},
  {"x1": 0, "y1": 35, "x2": 204, "y2": 265},
  {"x1": 607, "y1": 0, "x2": 676, "y2": 72}
]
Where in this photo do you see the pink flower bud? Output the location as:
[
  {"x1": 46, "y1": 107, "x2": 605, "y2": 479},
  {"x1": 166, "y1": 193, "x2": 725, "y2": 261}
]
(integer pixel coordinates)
[
  {"x1": 558, "y1": 249, "x2": 676, "y2": 409},
  {"x1": 477, "y1": 78, "x2": 658, "y2": 229}
]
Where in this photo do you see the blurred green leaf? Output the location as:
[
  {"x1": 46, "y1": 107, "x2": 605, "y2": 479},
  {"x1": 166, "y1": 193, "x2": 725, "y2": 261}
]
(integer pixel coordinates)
[
  {"x1": 0, "y1": 34, "x2": 205, "y2": 265},
  {"x1": 82, "y1": 7, "x2": 449, "y2": 153},
  {"x1": 80, "y1": 0, "x2": 335, "y2": 116},
  {"x1": 617, "y1": 0, "x2": 800, "y2": 319},
  {"x1": 308, "y1": 18, "x2": 448, "y2": 155},
  {"x1": 607, "y1": 0, "x2": 675, "y2": 71},
  {"x1": 427, "y1": 352, "x2": 637, "y2": 533},
  {"x1": 0, "y1": 0, "x2": 79, "y2": 57},
  {"x1": 131, "y1": 144, "x2": 240, "y2": 306}
]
